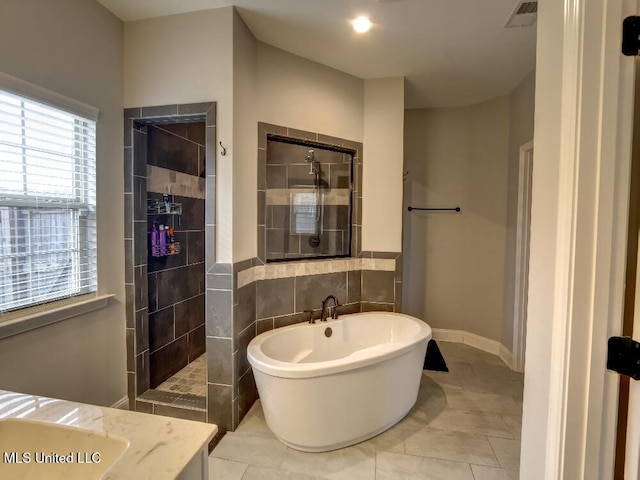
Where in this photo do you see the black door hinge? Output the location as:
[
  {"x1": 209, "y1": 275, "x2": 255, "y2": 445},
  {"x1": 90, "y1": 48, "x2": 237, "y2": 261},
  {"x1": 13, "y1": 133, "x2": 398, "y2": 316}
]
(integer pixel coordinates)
[
  {"x1": 623, "y1": 16, "x2": 640, "y2": 56},
  {"x1": 607, "y1": 336, "x2": 640, "y2": 380}
]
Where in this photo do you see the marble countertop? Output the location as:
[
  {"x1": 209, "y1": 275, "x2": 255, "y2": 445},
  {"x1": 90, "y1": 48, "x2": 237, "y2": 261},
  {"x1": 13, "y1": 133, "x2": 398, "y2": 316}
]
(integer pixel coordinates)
[{"x1": 0, "y1": 389, "x2": 217, "y2": 479}]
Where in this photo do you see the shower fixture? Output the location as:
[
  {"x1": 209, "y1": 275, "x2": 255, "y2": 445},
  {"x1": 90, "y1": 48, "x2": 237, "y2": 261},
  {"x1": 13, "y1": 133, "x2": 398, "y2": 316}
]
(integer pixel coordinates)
[
  {"x1": 305, "y1": 149, "x2": 319, "y2": 175},
  {"x1": 303, "y1": 149, "x2": 322, "y2": 242}
]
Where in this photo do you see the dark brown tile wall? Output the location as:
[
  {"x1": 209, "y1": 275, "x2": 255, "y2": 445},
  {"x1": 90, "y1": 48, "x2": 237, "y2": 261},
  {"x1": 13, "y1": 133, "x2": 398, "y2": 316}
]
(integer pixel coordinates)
[
  {"x1": 147, "y1": 125, "x2": 200, "y2": 175},
  {"x1": 206, "y1": 258, "x2": 234, "y2": 432},
  {"x1": 148, "y1": 307, "x2": 173, "y2": 352},
  {"x1": 206, "y1": 288, "x2": 232, "y2": 337},
  {"x1": 235, "y1": 282, "x2": 256, "y2": 335},
  {"x1": 237, "y1": 369, "x2": 258, "y2": 426},
  {"x1": 208, "y1": 383, "x2": 233, "y2": 432},
  {"x1": 207, "y1": 336, "x2": 232, "y2": 385},
  {"x1": 230, "y1": 259, "x2": 257, "y2": 430},
  {"x1": 362, "y1": 270, "x2": 396, "y2": 303},
  {"x1": 255, "y1": 277, "x2": 294, "y2": 318},
  {"x1": 295, "y1": 272, "x2": 347, "y2": 312},
  {"x1": 154, "y1": 404, "x2": 206, "y2": 423},
  {"x1": 152, "y1": 263, "x2": 204, "y2": 310},
  {"x1": 146, "y1": 123, "x2": 206, "y2": 389},
  {"x1": 347, "y1": 270, "x2": 362, "y2": 303},
  {"x1": 188, "y1": 325, "x2": 206, "y2": 359},
  {"x1": 149, "y1": 336, "x2": 189, "y2": 387}
]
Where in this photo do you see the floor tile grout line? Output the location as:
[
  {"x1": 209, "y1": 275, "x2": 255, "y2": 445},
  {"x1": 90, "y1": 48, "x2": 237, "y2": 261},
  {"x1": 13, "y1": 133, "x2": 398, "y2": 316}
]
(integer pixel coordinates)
[
  {"x1": 468, "y1": 461, "x2": 479, "y2": 480},
  {"x1": 374, "y1": 449, "x2": 378, "y2": 480},
  {"x1": 486, "y1": 435, "x2": 504, "y2": 470}
]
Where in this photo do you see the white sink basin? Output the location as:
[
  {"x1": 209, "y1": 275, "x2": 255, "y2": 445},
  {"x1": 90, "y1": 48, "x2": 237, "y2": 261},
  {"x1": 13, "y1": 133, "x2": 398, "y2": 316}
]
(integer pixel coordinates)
[{"x1": 0, "y1": 418, "x2": 129, "y2": 479}]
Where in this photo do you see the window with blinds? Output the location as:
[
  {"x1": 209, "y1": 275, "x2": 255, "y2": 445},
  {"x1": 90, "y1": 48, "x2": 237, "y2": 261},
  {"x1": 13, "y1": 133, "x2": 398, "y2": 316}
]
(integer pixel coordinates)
[{"x1": 0, "y1": 89, "x2": 97, "y2": 313}]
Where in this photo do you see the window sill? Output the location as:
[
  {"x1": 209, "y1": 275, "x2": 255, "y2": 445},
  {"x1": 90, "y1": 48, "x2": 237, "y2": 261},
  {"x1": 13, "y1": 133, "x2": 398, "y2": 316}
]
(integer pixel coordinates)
[{"x1": 0, "y1": 294, "x2": 114, "y2": 341}]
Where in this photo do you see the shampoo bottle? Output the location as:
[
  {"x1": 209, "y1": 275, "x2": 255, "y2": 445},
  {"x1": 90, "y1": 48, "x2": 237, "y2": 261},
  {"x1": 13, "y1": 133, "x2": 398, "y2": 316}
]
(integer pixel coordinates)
[
  {"x1": 159, "y1": 224, "x2": 166, "y2": 255},
  {"x1": 164, "y1": 226, "x2": 171, "y2": 255},
  {"x1": 151, "y1": 223, "x2": 159, "y2": 257}
]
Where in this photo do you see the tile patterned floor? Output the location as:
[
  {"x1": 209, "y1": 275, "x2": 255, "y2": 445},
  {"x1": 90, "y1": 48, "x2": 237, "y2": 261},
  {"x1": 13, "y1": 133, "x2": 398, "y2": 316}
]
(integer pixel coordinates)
[
  {"x1": 156, "y1": 353, "x2": 207, "y2": 397},
  {"x1": 209, "y1": 342, "x2": 524, "y2": 480}
]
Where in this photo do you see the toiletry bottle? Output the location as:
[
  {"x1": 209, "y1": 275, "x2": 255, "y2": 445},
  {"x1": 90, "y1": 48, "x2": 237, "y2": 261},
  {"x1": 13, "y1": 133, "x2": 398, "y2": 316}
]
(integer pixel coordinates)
[
  {"x1": 169, "y1": 228, "x2": 176, "y2": 254},
  {"x1": 159, "y1": 224, "x2": 166, "y2": 256},
  {"x1": 151, "y1": 223, "x2": 159, "y2": 257},
  {"x1": 165, "y1": 226, "x2": 171, "y2": 255},
  {"x1": 163, "y1": 193, "x2": 171, "y2": 213}
]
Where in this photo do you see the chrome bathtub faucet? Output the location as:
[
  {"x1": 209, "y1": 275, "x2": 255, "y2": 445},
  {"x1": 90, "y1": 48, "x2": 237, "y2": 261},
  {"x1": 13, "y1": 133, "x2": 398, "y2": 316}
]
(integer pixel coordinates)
[{"x1": 320, "y1": 295, "x2": 340, "y2": 322}]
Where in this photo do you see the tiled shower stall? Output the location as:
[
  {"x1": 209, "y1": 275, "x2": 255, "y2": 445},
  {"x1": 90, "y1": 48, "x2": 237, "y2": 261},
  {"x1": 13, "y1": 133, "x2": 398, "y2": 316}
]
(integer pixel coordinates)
[{"x1": 124, "y1": 102, "x2": 216, "y2": 422}]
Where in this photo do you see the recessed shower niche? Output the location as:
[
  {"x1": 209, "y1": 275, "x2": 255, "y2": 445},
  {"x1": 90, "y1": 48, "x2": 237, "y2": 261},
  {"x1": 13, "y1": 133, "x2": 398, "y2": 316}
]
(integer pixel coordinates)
[{"x1": 264, "y1": 137, "x2": 354, "y2": 261}]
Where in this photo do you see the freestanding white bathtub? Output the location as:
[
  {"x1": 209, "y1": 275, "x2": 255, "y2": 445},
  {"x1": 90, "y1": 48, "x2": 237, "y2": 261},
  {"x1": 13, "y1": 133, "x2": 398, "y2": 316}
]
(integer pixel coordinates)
[{"x1": 247, "y1": 312, "x2": 431, "y2": 452}]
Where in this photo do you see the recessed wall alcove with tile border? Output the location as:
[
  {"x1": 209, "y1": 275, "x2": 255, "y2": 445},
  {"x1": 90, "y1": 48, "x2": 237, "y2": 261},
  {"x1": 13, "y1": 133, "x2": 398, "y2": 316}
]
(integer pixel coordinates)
[
  {"x1": 123, "y1": 102, "x2": 217, "y2": 425},
  {"x1": 257, "y1": 123, "x2": 363, "y2": 262}
]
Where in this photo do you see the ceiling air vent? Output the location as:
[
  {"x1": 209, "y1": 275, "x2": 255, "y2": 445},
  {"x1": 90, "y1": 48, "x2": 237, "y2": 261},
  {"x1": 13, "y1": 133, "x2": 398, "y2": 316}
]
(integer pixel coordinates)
[{"x1": 504, "y1": 0, "x2": 537, "y2": 28}]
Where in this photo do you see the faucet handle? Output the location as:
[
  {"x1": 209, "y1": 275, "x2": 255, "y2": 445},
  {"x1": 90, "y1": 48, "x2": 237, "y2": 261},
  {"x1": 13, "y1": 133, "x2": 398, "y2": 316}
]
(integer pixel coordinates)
[
  {"x1": 331, "y1": 302, "x2": 341, "y2": 320},
  {"x1": 304, "y1": 309, "x2": 315, "y2": 324}
]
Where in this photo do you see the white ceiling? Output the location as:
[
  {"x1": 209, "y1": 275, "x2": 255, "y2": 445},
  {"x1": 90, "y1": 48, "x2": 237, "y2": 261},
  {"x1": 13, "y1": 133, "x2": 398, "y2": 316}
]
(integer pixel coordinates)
[{"x1": 97, "y1": 0, "x2": 537, "y2": 108}]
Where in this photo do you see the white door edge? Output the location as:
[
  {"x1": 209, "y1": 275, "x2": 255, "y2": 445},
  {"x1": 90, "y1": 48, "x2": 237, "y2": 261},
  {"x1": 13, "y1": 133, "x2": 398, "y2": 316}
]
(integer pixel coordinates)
[
  {"x1": 512, "y1": 141, "x2": 533, "y2": 374},
  {"x1": 625, "y1": 231, "x2": 640, "y2": 480},
  {"x1": 522, "y1": 1, "x2": 636, "y2": 479}
]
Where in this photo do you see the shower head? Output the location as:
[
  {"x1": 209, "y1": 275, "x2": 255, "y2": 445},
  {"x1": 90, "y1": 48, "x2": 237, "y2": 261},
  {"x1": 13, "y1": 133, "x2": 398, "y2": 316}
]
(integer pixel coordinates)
[
  {"x1": 305, "y1": 150, "x2": 315, "y2": 162},
  {"x1": 304, "y1": 149, "x2": 320, "y2": 179}
]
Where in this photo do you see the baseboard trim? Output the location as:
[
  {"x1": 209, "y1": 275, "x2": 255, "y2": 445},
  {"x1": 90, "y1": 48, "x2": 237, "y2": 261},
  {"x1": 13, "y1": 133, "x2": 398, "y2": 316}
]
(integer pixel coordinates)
[
  {"x1": 499, "y1": 343, "x2": 515, "y2": 370},
  {"x1": 432, "y1": 328, "x2": 515, "y2": 371},
  {"x1": 110, "y1": 396, "x2": 129, "y2": 410}
]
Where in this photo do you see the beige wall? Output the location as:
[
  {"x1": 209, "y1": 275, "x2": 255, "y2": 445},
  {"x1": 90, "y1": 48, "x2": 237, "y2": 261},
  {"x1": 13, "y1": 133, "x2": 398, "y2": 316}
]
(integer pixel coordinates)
[
  {"x1": 403, "y1": 96, "x2": 511, "y2": 342},
  {"x1": 124, "y1": 7, "x2": 235, "y2": 262},
  {"x1": 0, "y1": 0, "x2": 125, "y2": 405},
  {"x1": 232, "y1": 12, "x2": 258, "y2": 263},
  {"x1": 362, "y1": 78, "x2": 405, "y2": 253},
  {"x1": 404, "y1": 73, "x2": 535, "y2": 347},
  {"x1": 256, "y1": 43, "x2": 364, "y2": 143}
]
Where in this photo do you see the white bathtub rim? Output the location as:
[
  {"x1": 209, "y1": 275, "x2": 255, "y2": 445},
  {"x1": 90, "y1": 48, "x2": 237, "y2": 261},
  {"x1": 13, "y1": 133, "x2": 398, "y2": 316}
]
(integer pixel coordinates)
[{"x1": 248, "y1": 312, "x2": 432, "y2": 379}]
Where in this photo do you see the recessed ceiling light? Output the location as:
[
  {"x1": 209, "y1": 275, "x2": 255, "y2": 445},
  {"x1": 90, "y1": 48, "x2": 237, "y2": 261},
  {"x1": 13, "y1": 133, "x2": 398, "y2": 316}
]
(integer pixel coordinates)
[{"x1": 352, "y1": 16, "x2": 372, "y2": 33}]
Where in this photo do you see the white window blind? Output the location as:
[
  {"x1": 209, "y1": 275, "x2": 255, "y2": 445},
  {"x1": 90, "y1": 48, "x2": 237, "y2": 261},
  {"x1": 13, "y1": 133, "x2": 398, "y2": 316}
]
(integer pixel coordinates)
[
  {"x1": 291, "y1": 192, "x2": 318, "y2": 235},
  {"x1": 0, "y1": 89, "x2": 97, "y2": 313}
]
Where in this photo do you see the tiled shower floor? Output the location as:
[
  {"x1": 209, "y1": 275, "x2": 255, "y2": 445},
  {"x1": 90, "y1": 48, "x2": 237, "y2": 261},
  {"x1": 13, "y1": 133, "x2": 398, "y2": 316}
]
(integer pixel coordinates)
[
  {"x1": 156, "y1": 353, "x2": 207, "y2": 396},
  {"x1": 138, "y1": 353, "x2": 207, "y2": 416},
  {"x1": 209, "y1": 342, "x2": 523, "y2": 480}
]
